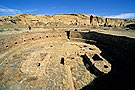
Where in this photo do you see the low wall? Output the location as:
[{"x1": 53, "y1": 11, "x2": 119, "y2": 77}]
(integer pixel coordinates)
[
  {"x1": 0, "y1": 31, "x2": 67, "y2": 54},
  {"x1": 81, "y1": 32, "x2": 135, "y2": 56},
  {"x1": 70, "y1": 31, "x2": 135, "y2": 90},
  {"x1": 70, "y1": 31, "x2": 135, "y2": 56},
  {"x1": 0, "y1": 30, "x2": 135, "y2": 89}
]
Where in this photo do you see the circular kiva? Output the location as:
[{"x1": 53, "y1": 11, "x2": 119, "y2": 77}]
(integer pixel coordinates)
[{"x1": 0, "y1": 31, "x2": 111, "y2": 90}]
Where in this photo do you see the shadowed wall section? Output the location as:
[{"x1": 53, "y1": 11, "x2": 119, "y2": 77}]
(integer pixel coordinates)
[
  {"x1": 77, "y1": 32, "x2": 135, "y2": 90},
  {"x1": 0, "y1": 30, "x2": 135, "y2": 90}
]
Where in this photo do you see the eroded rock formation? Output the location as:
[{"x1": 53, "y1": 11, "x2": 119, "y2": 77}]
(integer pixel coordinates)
[{"x1": 0, "y1": 14, "x2": 135, "y2": 29}]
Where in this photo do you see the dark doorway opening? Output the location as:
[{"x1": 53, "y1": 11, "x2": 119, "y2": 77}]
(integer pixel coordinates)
[
  {"x1": 28, "y1": 25, "x2": 31, "y2": 30},
  {"x1": 126, "y1": 24, "x2": 135, "y2": 30},
  {"x1": 32, "y1": 38, "x2": 34, "y2": 40},
  {"x1": 61, "y1": 58, "x2": 64, "y2": 65},
  {"x1": 66, "y1": 31, "x2": 70, "y2": 40},
  {"x1": 15, "y1": 42, "x2": 17, "y2": 44},
  {"x1": 92, "y1": 54, "x2": 103, "y2": 61},
  {"x1": 6, "y1": 45, "x2": 8, "y2": 48}
]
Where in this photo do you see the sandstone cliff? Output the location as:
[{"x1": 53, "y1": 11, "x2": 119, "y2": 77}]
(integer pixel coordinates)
[{"x1": 0, "y1": 14, "x2": 135, "y2": 29}]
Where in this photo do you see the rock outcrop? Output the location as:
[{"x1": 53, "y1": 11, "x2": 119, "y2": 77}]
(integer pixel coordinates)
[{"x1": 0, "y1": 14, "x2": 135, "y2": 29}]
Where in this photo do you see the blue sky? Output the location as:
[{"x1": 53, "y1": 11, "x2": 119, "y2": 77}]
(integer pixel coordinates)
[{"x1": 0, "y1": 0, "x2": 135, "y2": 19}]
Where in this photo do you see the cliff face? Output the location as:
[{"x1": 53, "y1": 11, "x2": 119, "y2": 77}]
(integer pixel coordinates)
[{"x1": 0, "y1": 14, "x2": 135, "y2": 28}]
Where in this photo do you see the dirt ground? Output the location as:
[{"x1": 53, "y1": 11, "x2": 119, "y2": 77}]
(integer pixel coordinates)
[
  {"x1": 0, "y1": 35, "x2": 100, "y2": 90},
  {"x1": 91, "y1": 29, "x2": 135, "y2": 38},
  {"x1": 0, "y1": 27, "x2": 134, "y2": 90}
]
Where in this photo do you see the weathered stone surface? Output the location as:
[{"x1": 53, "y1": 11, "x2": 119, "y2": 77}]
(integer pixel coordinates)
[
  {"x1": 1, "y1": 35, "x2": 106, "y2": 90},
  {"x1": 0, "y1": 14, "x2": 134, "y2": 29},
  {"x1": 84, "y1": 53, "x2": 111, "y2": 74},
  {"x1": 1, "y1": 13, "x2": 135, "y2": 90}
]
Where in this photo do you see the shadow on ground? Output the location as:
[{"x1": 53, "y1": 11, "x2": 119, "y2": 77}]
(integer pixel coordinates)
[{"x1": 80, "y1": 32, "x2": 135, "y2": 90}]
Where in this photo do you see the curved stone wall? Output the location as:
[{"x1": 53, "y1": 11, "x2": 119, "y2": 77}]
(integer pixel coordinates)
[
  {"x1": 0, "y1": 30, "x2": 135, "y2": 90},
  {"x1": 0, "y1": 31, "x2": 67, "y2": 54}
]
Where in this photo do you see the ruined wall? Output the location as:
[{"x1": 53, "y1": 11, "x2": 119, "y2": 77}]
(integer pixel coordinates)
[
  {"x1": 70, "y1": 31, "x2": 135, "y2": 56},
  {"x1": 0, "y1": 31, "x2": 67, "y2": 54},
  {"x1": 82, "y1": 32, "x2": 135, "y2": 53},
  {"x1": 1, "y1": 30, "x2": 135, "y2": 55},
  {"x1": 76, "y1": 32, "x2": 135, "y2": 90}
]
